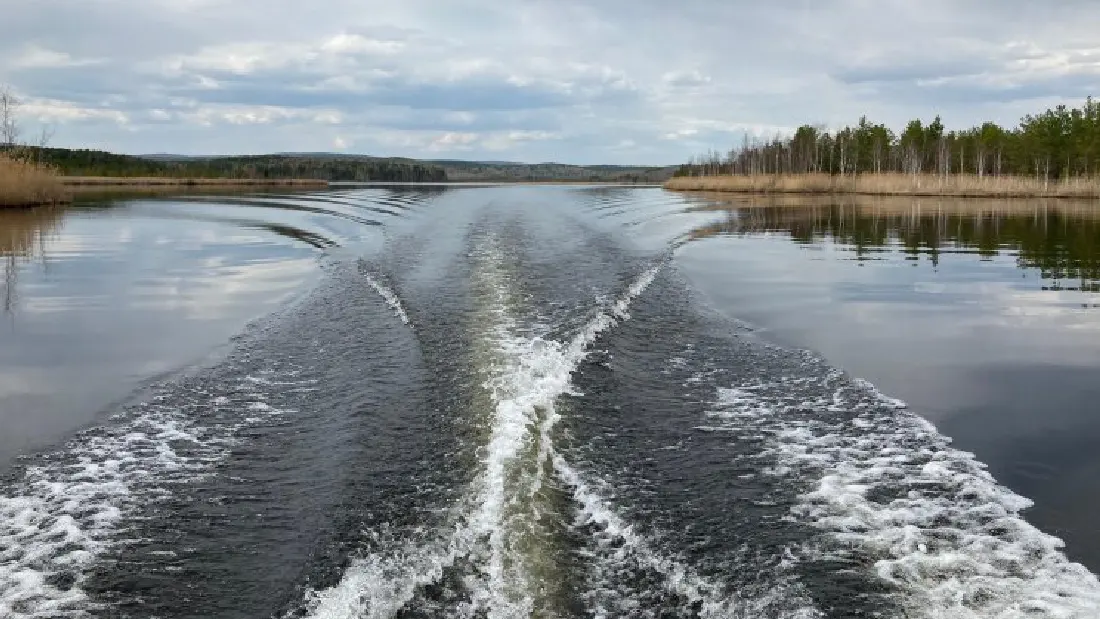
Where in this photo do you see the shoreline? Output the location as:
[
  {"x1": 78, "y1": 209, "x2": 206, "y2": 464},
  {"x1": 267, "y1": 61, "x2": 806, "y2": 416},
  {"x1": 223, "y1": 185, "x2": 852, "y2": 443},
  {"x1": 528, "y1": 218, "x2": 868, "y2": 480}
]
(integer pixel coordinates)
[
  {"x1": 679, "y1": 192, "x2": 1100, "y2": 220},
  {"x1": 0, "y1": 200, "x2": 71, "y2": 208},
  {"x1": 664, "y1": 173, "x2": 1100, "y2": 199},
  {"x1": 1, "y1": 178, "x2": 660, "y2": 207},
  {"x1": 2, "y1": 177, "x2": 329, "y2": 208},
  {"x1": 61, "y1": 176, "x2": 330, "y2": 187}
]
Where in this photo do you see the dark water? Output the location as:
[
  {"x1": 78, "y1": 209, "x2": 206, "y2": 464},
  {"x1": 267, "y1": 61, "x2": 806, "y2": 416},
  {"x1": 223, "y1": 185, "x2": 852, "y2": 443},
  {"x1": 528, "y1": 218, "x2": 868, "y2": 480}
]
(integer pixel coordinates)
[{"x1": 1, "y1": 187, "x2": 1098, "y2": 619}]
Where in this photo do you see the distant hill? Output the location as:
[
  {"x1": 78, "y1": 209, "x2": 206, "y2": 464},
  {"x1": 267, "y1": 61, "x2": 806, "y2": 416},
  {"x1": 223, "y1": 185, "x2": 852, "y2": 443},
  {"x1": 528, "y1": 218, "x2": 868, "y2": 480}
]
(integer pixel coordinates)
[
  {"x1": 135, "y1": 153, "x2": 675, "y2": 183},
  {"x1": 425, "y1": 159, "x2": 675, "y2": 183},
  {"x1": 24, "y1": 148, "x2": 445, "y2": 182},
  {"x1": 139, "y1": 153, "x2": 206, "y2": 162}
]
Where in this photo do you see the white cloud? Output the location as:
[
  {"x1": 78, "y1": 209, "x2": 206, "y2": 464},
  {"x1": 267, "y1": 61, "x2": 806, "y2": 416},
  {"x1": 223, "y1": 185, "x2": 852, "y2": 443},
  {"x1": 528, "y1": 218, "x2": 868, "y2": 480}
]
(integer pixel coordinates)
[
  {"x1": 164, "y1": 103, "x2": 344, "y2": 127},
  {"x1": 11, "y1": 45, "x2": 101, "y2": 69},
  {"x1": 663, "y1": 128, "x2": 699, "y2": 140},
  {"x1": 2, "y1": 0, "x2": 1099, "y2": 163},
  {"x1": 21, "y1": 98, "x2": 129, "y2": 125},
  {"x1": 481, "y1": 130, "x2": 561, "y2": 150},
  {"x1": 319, "y1": 33, "x2": 405, "y2": 55},
  {"x1": 662, "y1": 70, "x2": 711, "y2": 87},
  {"x1": 428, "y1": 132, "x2": 479, "y2": 151}
]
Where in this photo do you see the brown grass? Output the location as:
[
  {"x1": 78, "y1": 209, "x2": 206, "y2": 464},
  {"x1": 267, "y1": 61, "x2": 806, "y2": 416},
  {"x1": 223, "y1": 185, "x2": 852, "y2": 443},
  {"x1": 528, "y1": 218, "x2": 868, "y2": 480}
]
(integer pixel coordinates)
[
  {"x1": 61, "y1": 176, "x2": 329, "y2": 187},
  {"x1": 0, "y1": 154, "x2": 69, "y2": 207},
  {"x1": 665, "y1": 173, "x2": 1100, "y2": 199},
  {"x1": 680, "y1": 192, "x2": 1100, "y2": 219}
]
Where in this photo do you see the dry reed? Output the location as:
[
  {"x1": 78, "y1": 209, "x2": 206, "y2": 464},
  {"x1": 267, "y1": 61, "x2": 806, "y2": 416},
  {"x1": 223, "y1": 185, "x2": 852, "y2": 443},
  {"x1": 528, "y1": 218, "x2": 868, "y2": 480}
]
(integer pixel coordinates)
[
  {"x1": 665, "y1": 173, "x2": 1100, "y2": 199},
  {"x1": 0, "y1": 154, "x2": 68, "y2": 207}
]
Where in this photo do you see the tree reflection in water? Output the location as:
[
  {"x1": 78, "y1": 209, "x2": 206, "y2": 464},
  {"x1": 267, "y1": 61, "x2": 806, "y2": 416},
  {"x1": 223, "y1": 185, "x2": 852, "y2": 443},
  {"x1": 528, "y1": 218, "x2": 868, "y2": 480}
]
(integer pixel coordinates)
[
  {"x1": 683, "y1": 196, "x2": 1100, "y2": 295},
  {"x1": 1, "y1": 206, "x2": 64, "y2": 316}
]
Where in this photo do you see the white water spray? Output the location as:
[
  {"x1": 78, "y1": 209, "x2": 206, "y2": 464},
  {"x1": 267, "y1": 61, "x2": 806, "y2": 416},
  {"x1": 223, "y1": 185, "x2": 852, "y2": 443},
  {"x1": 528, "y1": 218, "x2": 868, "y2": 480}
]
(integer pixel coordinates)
[
  {"x1": 302, "y1": 249, "x2": 671, "y2": 619},
  {"x1": 362, "y1": 272, "x2": 411, "y2": 327}
]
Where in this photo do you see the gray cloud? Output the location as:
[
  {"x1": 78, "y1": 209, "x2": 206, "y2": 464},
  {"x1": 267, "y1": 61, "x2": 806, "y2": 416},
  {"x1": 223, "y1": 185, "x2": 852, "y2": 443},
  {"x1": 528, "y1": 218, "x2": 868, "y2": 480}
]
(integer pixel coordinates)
[
  {"x1": 1, "y1": 0, "x2": 1098, "y2": 164},
  {"x1": 162, "y1": 78, "x2": 572, "y2": 112},
  {"x1": 834, "y1": 59, "x2": 999, "y2": 86}
]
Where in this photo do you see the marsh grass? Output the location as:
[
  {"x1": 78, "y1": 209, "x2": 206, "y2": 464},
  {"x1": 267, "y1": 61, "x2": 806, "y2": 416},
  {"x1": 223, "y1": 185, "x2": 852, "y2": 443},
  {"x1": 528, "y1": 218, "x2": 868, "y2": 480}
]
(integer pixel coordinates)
[
  {"x1": 0, "y1": 153, "x2": 68, "y2": 207},
  {"x1": 666, "y1": 173, "x2": 1100, "y2": 199}
]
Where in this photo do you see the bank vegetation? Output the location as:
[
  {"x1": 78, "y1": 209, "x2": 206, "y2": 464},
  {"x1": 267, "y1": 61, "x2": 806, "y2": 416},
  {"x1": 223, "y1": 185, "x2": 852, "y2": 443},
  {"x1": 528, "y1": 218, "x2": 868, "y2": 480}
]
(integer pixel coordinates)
[
  {"x1": 0, "y1": 155, "x2": 68, "y2": 207},
  {"x1": 670, "y1": 97, "x2": 1100, "y2": 198},
  {"x1": 666, "y1": 173, "x2": 1100, "y2": 198},
  {"x1": 0, "y1": 88, "x2": 68, "y2": 207}
]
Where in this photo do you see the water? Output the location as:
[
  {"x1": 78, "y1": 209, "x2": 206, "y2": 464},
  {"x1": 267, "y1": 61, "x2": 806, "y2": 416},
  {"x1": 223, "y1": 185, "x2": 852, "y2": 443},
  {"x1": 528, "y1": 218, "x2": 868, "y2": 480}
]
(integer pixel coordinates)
[{"x1": 1, "y1": 187, "x2": 1098, "y2": 618}]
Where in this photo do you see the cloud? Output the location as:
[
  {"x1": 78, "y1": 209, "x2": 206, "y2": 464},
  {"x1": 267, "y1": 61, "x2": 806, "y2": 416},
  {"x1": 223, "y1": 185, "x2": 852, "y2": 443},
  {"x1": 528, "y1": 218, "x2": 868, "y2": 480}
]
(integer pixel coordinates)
[
  {"x1": 663, "y1": 128, "x2": 699, "y2": 141},
  {"x1": 0, "y1": 0, "x2": 1098, "y2": 164},
  {"x1": 428, "y1": 132, "x2": 479, "y2": 151},
  {"x1": 662, "y1": 70, "x2": 712, "y2": 88},
  {"x1": 11, "y1": 45, "x2": 102, "y2": 70},
  {"x1": 20, "y1": 98, "x2": 129, "y2": 125}
]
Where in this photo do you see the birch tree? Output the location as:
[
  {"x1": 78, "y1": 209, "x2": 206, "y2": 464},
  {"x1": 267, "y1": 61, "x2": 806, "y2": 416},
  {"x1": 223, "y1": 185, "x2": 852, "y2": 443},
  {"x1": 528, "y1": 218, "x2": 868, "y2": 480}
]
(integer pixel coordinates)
[{"x1": 1, "y1": 87, "x2": 20, "y2": 147}]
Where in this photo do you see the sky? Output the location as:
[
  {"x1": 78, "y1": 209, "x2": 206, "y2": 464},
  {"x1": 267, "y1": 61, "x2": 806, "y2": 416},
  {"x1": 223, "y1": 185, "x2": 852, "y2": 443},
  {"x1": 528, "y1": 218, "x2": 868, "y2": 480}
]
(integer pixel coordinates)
[{"x1": 2, "y1": 0, "x2": 1099, "y2": 164}]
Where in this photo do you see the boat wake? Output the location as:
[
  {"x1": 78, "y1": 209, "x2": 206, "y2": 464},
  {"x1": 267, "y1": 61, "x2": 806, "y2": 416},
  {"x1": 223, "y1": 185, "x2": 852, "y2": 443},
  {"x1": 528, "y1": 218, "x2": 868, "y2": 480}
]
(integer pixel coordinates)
[
  {"x1": 4, "y1": 189, "x2": 1099, "y2": 619},
  {"x1": 298, "y1": 240, "x2": 751, "y2": 619}
]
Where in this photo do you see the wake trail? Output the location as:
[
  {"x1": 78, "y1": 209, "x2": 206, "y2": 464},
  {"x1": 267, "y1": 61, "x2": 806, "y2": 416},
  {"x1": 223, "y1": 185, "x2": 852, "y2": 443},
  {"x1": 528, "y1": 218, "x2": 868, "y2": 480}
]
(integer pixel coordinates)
[
  {"x1": 301, "y1": 250, "x2": 672, "y2": 619},
  {"x1": 357, "y1": 262, "x2": 412, "y2": 327},
  {"x1": 554, "y1": 456, "x2": 760, "y2": 619}
]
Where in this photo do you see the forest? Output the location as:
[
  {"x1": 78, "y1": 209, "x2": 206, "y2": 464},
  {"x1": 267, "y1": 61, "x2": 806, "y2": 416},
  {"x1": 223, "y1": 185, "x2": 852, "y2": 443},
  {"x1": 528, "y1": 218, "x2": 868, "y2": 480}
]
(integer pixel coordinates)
[
  {"x1": 675, "y1": 98, "x2": 1100, "y2": 180},
  {"x1": 4, "y1": 148, "x2": 449, "y2": 182}
]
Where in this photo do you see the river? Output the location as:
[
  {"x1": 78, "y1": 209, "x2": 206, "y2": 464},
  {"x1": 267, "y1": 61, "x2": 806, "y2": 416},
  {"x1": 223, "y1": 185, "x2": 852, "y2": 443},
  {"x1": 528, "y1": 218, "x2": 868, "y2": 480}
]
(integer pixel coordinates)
[{"x1": 1, "y1": 186, "x2": 1098, "y2": 618}]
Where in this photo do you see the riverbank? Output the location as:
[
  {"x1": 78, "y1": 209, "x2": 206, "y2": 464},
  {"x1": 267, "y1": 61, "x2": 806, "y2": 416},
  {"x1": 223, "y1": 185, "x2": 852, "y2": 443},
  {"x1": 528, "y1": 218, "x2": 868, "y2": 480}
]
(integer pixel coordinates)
[
  {"x1": 2, "y1": 164, "x2": 331, "y2": 207},
  {"x1": 62, "y1": 177, "x2": 329, "y2": 188},
  {"x1": 0, "y1": 155, "x2": 69, "y2": 207},
  {"x1": 665, "y1": 173, "x2": 1100, "y2": 198}
]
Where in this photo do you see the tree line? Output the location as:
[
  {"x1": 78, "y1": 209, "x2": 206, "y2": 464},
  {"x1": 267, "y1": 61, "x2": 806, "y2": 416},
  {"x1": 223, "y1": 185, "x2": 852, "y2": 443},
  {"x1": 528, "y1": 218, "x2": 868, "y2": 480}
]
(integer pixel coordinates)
[
  {"x1": 677, "y1": 98, "x2": 1100, "y2": 180},
  {"x1": 0, "y1": 147, "x2": 449, "y2": 182}
]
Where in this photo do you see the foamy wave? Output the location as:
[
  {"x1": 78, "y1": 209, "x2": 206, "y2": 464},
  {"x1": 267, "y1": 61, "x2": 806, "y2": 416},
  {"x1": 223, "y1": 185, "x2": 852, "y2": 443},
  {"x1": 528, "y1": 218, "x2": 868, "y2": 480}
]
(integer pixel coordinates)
[
  {"x1": 361, "y1": 271, "x2": 411, "y2": 327},
  {"x1": 707, "y1": 364, "x2": 1100, "y2": 618},
  {"x1": 557, "y1": 457, "x2": 734, "y2": 619},
  {"x1": 557, "y1": 455, "x2": 821, "y2": 619},
  {"x1": 301, "y1": 254, "x2": 667, "y2": 619},
  {"x1": 465, "y1": 242, "x2": 565, "y2": 618},
  {"x1": 0, "y1": 370, "x2": 295, "y2": 618},
  {"x1": 301, "y1": 524, "x2": 472, "y2": 619}
]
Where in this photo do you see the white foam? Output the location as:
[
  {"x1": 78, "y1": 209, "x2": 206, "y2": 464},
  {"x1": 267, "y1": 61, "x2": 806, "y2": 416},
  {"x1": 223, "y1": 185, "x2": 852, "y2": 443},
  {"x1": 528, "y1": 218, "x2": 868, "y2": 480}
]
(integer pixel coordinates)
[
  {"x1": 0, "y1": 372, "x2": 293, "y2": 618},
  {"x1": 467, "y1": 250, "x2": 670, "y2": 619},
  {"x1": 302, "y1": 524, "x2": 472, "y2": 619},
  {"x1": 708, "y1": 370, "x2": 1100, "y2": 618},
  {"x1": 362, "y1": 272, "x2": 411, "y2": 327},
  {"x1": 463, "y1": 243, "x2": 560, "y2": 618},
  {"x1": 555, "y1": 456, "x2": 732, "y2": 618},
  {"x1": 556, "y1": 455, "x2": 821, "y2": 619},
  {"x1": 301, "y1": 254, "x2": 667, "y2": 619}
]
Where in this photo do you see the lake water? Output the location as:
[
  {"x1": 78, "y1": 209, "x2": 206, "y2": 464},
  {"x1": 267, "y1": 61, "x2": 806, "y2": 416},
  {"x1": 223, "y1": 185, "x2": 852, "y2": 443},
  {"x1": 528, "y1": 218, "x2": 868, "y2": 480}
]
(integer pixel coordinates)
[{"x1": 0, "y1": 186, "x2": 1098, "y2": 618}]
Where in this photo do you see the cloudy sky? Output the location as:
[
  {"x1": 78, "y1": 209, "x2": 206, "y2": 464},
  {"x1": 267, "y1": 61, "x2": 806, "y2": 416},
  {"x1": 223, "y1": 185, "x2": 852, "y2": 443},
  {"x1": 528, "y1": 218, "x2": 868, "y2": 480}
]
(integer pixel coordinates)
[{"x1": 2, "y1": 0, "x2": 1099, "y2": 164}]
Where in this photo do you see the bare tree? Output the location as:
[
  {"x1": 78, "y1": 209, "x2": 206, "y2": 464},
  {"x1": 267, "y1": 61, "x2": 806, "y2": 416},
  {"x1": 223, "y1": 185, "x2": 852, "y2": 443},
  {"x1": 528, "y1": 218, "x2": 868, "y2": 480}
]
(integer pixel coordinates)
[
  {"x1": 36, "y1": 124, "x2": 54, "y2": 149},
  {"x1": 0, "y1": 87, "x2": 20, "y2": 147}
]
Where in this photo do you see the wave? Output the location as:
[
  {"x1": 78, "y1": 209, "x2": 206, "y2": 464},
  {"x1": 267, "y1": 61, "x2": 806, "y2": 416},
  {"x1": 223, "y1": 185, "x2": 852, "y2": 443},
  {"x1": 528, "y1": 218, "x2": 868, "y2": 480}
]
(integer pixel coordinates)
[
  {"x1": 298, "y1": 242, "x2": 674, "y2": 619},
  {"x1": 358, "y1": 264, "x2": 412, "y2": 327},
  {"x1": 702, "y1": 351, "x2": 1100, "y2": 618},
  {"x1": 0, "y1": 365, "x2": 308, "y2": 618}
]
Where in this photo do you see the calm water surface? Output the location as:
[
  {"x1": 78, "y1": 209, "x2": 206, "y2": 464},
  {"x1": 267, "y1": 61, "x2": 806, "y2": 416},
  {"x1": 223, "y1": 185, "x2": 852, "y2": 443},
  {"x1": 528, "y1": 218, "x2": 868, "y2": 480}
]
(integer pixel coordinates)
[
  {"x1": 0, "y1": 187, "x2": 1098, "y2": 619},
  {"x1": 0, "y1": 199, "x2": 329, "y2": 467}
]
